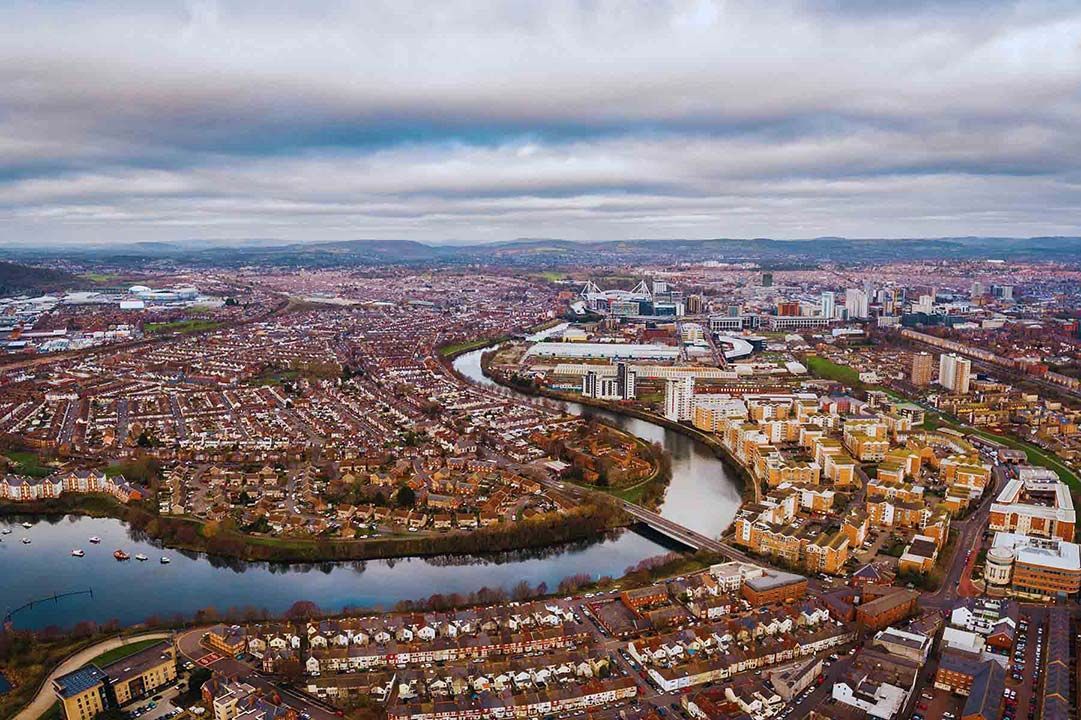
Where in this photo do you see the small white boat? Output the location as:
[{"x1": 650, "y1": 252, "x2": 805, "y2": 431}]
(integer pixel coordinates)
[
  {"x1": 135, "y1": 553, "x2": 148, "y2": 561},
  {"x1": 72, "y1": 548, "x2": 85, "y2": 557},
  {"x1": 160, "y1": 556, "x2": 171, "y2": 564},
  {"x1": 1, "y1": 528, "x2": 12, "y2": 534},
  {"x1": 89, "y1": 536, "x2": 102, "y2": 544},
  {"x1": 21, "y1": 521, "x2": 32, "y2": 529},
  {"x1": 21, "y1": 537, "x2": 31, "y2": 544}
]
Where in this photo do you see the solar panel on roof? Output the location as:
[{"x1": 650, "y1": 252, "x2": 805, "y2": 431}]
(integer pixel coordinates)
[{"x1": 54, "y1": 665, "x2": 107, "y2": 698}]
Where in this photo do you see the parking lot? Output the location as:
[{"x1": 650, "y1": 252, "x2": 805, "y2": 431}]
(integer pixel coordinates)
[
  {"x1": 911, "y1": 685, "x2": 964, "y2": 720},
  {"x1": 121, "y1": 661, "x2": 199, "y2": 720},
  {"x1": 1004, "y1": 612, "x2": 1043, "y2": 720}
]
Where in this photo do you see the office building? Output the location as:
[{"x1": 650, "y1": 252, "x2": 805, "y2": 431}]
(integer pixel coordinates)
[
  {"x1": 912, "y1": 294, "x2": 935, "y2": 314},
  {"x1": 761, "y1": 272, "x2": 773, "y2": 287},
  {"x1": 970, "y1": 281, "x2": 984, "y2": 297},
  {"x1": 819, "y1": 291, "x2": 835, "y2": 319},
  {"x1": 664, "y1": 376, "x2": 695, "y2": 422},
  {"x1": 911, "y1": 352, "x2": 934, "y2": 386},
  {"x1": 740, "y1": 570, "x2": 807, "y2": 604},
  {"x1": 988, "y1": 469, "x2": 1075, "y2": 541},
  {"x1": 855, "y1": 588, "x2": 920, "y2": 630},
  {"x1": 991, "y1": 284, "x2": 1014, "y2": 300},
  {"x1": 938, "y1": 353, "x2": 972, "y2": 394},
  {"x1": 845, "y1": 288, "x2": 869, "y2": 319},
  {"x1": 777, "y1": 300, "x2": 800, "y2": 316},
  {"x1": 685, "y1": 294, "x2": 703, "y2": 314},
  {"x1": 986, "y1": 532, "x2": 1081, "y2": 599}
]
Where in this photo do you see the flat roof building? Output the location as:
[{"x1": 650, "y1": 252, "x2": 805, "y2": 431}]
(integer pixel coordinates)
[
  {"x1": 53, "y1": 666, "x2": 109, "y2": 720},
  {"x1": 989, "y1": 470, "x2": 1075, "y2": 542},
  {"x1": 990, "y1": 531, "x2": 1081, "y2": 599},
  {"x1": 526, "y1": 341, "x2": 680, "y2": 361},
  {"x1": 51, "y1": 640, "x2": 177, "y2": 720}
]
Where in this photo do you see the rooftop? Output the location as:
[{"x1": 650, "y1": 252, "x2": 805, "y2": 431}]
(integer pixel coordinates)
[
  {"x1": 53, "y1": 665, "x2": 108, "y2": 699},
  {"x1": 101, "y1": 641, "x2": 174, "y2": 684},
  {"x1": 992, "y1": 532, "x2": 1081, "y2": 572}
]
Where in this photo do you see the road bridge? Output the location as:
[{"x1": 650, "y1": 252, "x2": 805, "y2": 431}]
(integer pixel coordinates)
[{"x1": 617, "y1": 502, "x2": 728, "y2": 553}]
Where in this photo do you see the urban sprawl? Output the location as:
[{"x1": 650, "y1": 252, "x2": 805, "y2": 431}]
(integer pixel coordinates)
[{"x1": 3, "y1": 258, "x2": 1081, "y2": 720}]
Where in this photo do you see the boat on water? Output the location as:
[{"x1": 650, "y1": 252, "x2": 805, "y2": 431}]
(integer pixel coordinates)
[
  {"x1": 89, "y1": 536, "x2": 101, "y2": 544},
  {"x1": 114, "y1": 549, "x2": 130, "y2": 561},
  {"x1": 1, "y1": 528, "x2": 12, "y2": 534},
  {"x1": 72, "y1": 548, "x2": 85, "y2": 557},
  {"x1": 21, "y1": 521, "x2": 32, "y2": 529},
  {"x1": 160, "y1": 556, "x2": 171, "y2": 564},
  {"x1": 21, "y1": 537, "x2": 31, "y2": 544},
  {"x1": 135, "y1": 553, "x2": 148, "y2": 561}
]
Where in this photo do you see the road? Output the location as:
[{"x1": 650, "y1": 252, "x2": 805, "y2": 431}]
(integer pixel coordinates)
[
  {"x1": 174, "y1": 628, "x2": 341, "y2": 720},
  {"x1": 785, "y1": 654, "x2": 853, "y2": 718},
  {"x1": 13, "y1": 632, "x2": 172, "y2": 720},
  {"x1": 920, "y1": 464, "x2": 1002, "y2": 610}
]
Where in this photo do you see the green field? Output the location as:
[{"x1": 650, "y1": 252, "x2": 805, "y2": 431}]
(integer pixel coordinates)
[
  {"x1": 531, "y1": 271, "x2": 568, "y2": 282},
  {"x1": 89, "y1": 638, "x2": 166, "y2": 667},
  {"x1": 805, "y1": 355, "x2": 862, "y2": 385},
  {"x1": 438, "y1": 337, "x2": 501, "y2": 358},
  {"x1": 81, "y1": 272, "x2": 119, "y2": 284},
  {"x1": 923, "y1": 413, "x2": 1079, "y2": 489},
  {"x1": 4, "y1": 451, "x2": 53, "y2": 477},
  {"x1": 144, "y1": 320, "x2": 223, "y2": 335},
  {"x1": 248, "y1": 368, "x2": 301, "y2": 387}
]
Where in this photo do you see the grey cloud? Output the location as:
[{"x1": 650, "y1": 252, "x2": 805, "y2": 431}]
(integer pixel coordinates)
[{"x1": 1, "y1": 0, "x2": 1080, "y2": 243}]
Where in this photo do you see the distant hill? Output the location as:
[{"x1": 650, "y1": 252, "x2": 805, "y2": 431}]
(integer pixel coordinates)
[
  {"x1": 5, "y1": 236, "x2": 1081, "y2": 269},
  {"x1": 0, "y1": 261, "x2": 76, "y2": 295}
]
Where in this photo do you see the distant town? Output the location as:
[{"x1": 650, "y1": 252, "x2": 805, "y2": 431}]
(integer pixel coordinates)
[{"x1": 2, "y1": 253, "x2": 1080, "y2": 720}]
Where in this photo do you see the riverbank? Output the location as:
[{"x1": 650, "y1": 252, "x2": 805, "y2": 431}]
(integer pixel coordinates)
[
  {"x1": 0, "y1": 493, "x2": 631, "y2": 564},
  {"x1": 476, "y1": 352, "x2": 757, "y2": 505}
]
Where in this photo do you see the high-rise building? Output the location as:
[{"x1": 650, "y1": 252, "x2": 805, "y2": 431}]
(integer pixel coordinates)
[
  {"x1": 845, "y1": 288, "x2": 869, "y2": 319},
  {"x1": 971, "y1": 281, "x2": 984, "y2": 298},
  {"x1": 992, "y1": 285, "x2": 1014, "y2": 300},
  {"x1": 820, "y1": 291, "x2": 835, "y2": 319},
  {"x1": 911, "y1": 352, "x2": 934, "y2": 386},
  {"x1": 582, "y1": 362, "x2": 636, "y2": 400},
  {"x1": 664, "y1": 376, "x2": 695, "y2": 421},
  {"x1": 761, "y1": 272, "x2": 773, "y2": 287},
  {"x1": 616, "y1": 361, "x2": 637, "y2": 400},
  {"x1": 938, "y1": 353, "x2": 972, "y2": 394},
  {"x1": 686, "y1": 294, "x2": 704, "y2": 314},
  {"x1": 777, "y1": 300, "x2": 800, "y2": 316},
  {"x1": 913, "y1": 295, "x2": 935, "y2": 314},
  {"x1": 880, "y1": 289, "x2": 899, "y2": 316}
]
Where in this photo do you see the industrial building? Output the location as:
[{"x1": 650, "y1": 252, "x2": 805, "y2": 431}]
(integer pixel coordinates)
[{"x1": 527, "y1": 341, "x2": 680, "y2": 361}]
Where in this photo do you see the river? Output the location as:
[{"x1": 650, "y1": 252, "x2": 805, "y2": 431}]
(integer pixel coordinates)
[{"x1": 1, "y1": 332, "x2": 741, "y2": 629}]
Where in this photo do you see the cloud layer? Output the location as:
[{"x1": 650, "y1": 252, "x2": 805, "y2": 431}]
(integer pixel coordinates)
[{"x1": 2, "y1": 0, "x2": 1081, "y2": 244}]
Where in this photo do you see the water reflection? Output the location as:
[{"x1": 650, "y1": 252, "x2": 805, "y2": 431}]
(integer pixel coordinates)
[{"x1": 1, "y1": 337, "x2": 741, "y2": 629}]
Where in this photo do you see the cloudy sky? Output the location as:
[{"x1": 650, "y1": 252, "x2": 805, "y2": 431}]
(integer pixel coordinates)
[{"x1": 3, "y1": 0, "x2": 1081, "y2": 245}]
